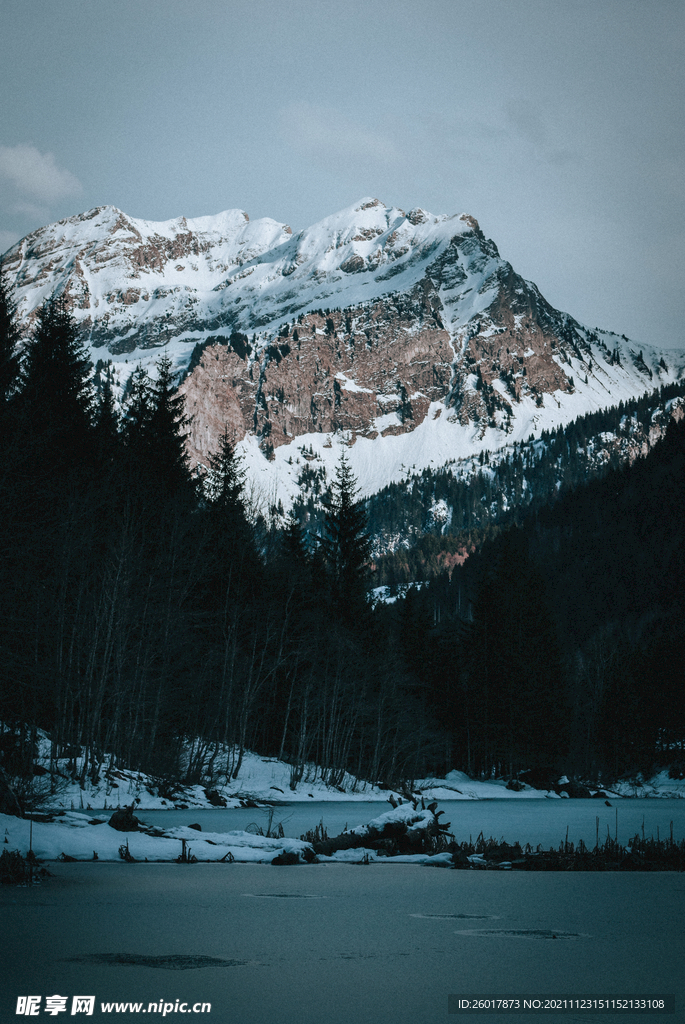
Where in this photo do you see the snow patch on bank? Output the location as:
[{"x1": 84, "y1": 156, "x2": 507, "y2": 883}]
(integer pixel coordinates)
[{"x1": 0, "y1": 811, "x2": 311, "y2": 864}]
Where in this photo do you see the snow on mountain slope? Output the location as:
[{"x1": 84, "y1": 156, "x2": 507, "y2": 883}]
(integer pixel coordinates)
[
  {"x1": 3, "y1": 197, "x2": 684, "y2": 506},
  {"x1": 3, "y1": 198, "x2": 473, "y2": 353}
]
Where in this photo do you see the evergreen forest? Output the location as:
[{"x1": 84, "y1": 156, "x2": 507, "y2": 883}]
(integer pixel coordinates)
[{"x1": 1, "y1": 274, "x2": 683, "y2": 802}]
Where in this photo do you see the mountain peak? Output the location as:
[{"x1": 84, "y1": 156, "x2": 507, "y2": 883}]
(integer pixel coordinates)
[
  {"x1": 356, "y1": 197, "x2": 385, "y2": 211},
  {"x1": 4, "y1": 197, "x2": 683, "y2": 507}
]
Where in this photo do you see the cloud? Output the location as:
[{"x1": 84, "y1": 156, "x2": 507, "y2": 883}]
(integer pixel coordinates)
[
  {"x1": 280, "y1": 103, "x2": 398, "y2": 164},
  {"x1": 0, "y1": 144, "x2": 82, "y2": 203}
]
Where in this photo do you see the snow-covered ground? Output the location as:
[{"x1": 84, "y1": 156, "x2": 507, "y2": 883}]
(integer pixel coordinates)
[
  {"x1": 19, "y1": 730, "x2": 685, "y2": 815},
  {"x1": 611, "y1": 770, "x2": 685, "y2": 800},
  {"x1": 1, "y1": 810, "x2": 311, "y2": 864},
  {"x1": 2, "y1": 811, "x2": 305, "y2": 860},
  {"x1": 21, "y1": 751, "x2": 609, "y2": 813},
  {"x1": 35, "y1": 748, "x2": 395, "y2": 812},
  {"x1": 34, "y1": 755, "x2": 555, "y2": 813},
  {"x1": 0, "y1": 803, "x2": 452, "y2": 866},
  {"x1": 419, "y1": 768, "x2": 685, "y2": 801},
  {"x1": 27, "y1": 731, "x2": 558, "y2": 812},
  {"x1": 4, "y1": 778, "x2": 684, "y2": 866},
  {"x1": 418, "y1": 770, "x2": 558, "y2": 801}
]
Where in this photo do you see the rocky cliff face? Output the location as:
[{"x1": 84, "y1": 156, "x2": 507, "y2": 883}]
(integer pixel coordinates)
[
  {"x1": 180, "y1": 293, "x2": 455, "y2": 464},
  {"x1": 4, "y1": 197, "x2": 682, "y2": 496}
]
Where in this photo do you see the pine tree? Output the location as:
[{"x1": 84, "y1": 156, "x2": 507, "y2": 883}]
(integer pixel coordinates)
[
  {"x1": 465, "y1": 527, "x2": 567, "y2": 775},
  {"x1": 122, "y1": 364, "x2": 152, "y2": 443},
  {"x1": 0, "y1": 261, "x2": 21, "y2": 404},
  {"x1": 202, "y1": 426, "x2": 258, "y2": 574},
  {"x1": 122, "y1": 356, "x2": 190, "y2": 495},
  {"x1": 322, "y1": 452, "x2": 371, "y2": 620},
  {"x1": 147, "y1": 354, "x2": 191, "y2": 494},
  {"x1": 282, "y1": 509, "x2": 309, "y2": 563},
  {"x1": 205, "y1": 426, "x2": 247, "y2": 514},
  {"x1": 18, "y1": 295, "x2": 94, "y2": 473},
  {"x1": 93, "y1": 377, "x2": 120, "y2": 465},
  {"x1": 196, "y1": 427, "x2": 262, "y2": 755}
]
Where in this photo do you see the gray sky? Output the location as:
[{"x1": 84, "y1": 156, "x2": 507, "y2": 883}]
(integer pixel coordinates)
[{"x1": 1, "y1": 0, "x2": 683, "y2": 350}]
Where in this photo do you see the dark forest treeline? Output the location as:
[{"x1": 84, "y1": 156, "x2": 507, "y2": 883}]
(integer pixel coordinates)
[
  {"x1": 0, "y1": 287, "x2": 439, "y2": 794},
  {"x1": 384, "y1": 412, "x2": 685, "y2": 782},
  {"x1": 0, "y1": 275, "x2": 683, "y2": 798}
]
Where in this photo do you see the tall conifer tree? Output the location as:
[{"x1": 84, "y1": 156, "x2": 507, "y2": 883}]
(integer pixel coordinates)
[
  {"x1": 121, "y1": 363, "x2": 153, "y2": 479},
  {"x1": 282, "y1": 509, "x2": 309, "y2": 563},
  {"x1": 206, "y1": 427, "x2": 247, "y2": 514},
  {"x1": 121, "y1": 356, "x2": 191, "y2": 495},
  {"x1": 19, "y1": 295, "x2": 94, "y2": 473},
  {"x1": 204, "y1": 426, "x2": 257, "y2": 579},
  {"x1": 322, "y1": 452, "x2": 371, "y2": 620},
  {"x1": 148, "y1": 354, "x2": 191, "y2": 494},
  {"x1": 93, "y1": 377, "x2": 120, "y2": 465}
]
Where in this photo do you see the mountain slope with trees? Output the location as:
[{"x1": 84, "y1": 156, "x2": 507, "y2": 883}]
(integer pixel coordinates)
[
  {"x1": 385, "y1": 413, "x2": 685, "y2": 783},
  {"x1": 0, "y1": 281, "x2": 438, "y2": 801},
  {"x1": 0, "y1": 268, "x2": 682, "y2": 805}
]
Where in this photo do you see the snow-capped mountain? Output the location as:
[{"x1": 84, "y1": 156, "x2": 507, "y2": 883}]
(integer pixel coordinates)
[{"x1": 4, "y1": 197, "x2": 684, "y2": 504}]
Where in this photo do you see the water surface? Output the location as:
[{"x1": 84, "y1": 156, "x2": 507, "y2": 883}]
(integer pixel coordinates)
[
  {"x1": 133, "y1": 798, "x2": 685, "y2": 849},
  {"x1": 2, "y1": 864, "x2": 682, "y2": 1023}
]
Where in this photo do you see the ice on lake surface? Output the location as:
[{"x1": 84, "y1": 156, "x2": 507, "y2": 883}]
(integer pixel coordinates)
[
  {"x1": 2, "y1": 864, "x2": 683, "y2": 1024},
  {"x1": 137, "y1": 798, "x2": 685, "y2": 848}
]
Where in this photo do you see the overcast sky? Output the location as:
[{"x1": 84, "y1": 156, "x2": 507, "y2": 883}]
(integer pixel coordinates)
[{"x1": 1, "y1": 0, "x2": 683, "y2": 350}]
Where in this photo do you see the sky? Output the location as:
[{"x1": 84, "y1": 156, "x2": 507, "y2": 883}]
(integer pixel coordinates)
[{"x1": 0, "y1": 0, "x2": 683, "y2": 350}]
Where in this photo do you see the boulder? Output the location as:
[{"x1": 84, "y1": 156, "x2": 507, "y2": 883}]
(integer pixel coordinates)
[
  {"x1": 518, "y1": 767, "x2": 557, "y2": 792},
  {"x1": 204, "y1": 789, "x2": 227, "y2": 807},
  {"x1": 271, "y1": 850, "x2": 301, "y2": 865},
  {"x1": 558, "y1": 780, "x2": 592, "y2": 798},
  {"x1": 108, "y1": 805, "x2": 140, "y2": 832}
]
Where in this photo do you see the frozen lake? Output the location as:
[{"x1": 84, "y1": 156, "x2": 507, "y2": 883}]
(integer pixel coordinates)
[
  {"x1": 2, "y1": 864, "x2": 682, "y2": 1023},
  {"x1": 135, "y1": 798, "x2": 685, "y2": 849}
]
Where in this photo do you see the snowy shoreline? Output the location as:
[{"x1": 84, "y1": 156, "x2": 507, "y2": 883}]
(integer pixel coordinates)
[
  {"x1": 4, "y1": 792, "x2": 685, "y2": 870},
  {"x1": 29, "y1": 745, "x2": 685, "y2": 815},
  {"x1": 5, "y1": 739, "x2": 683, "y2": 867},
  {"x1": 1, "y1": 804, "x2": 452, "y2": 866},
  {"x1": 3, "y1": 773, "x2": 684, "y2": 868}
]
